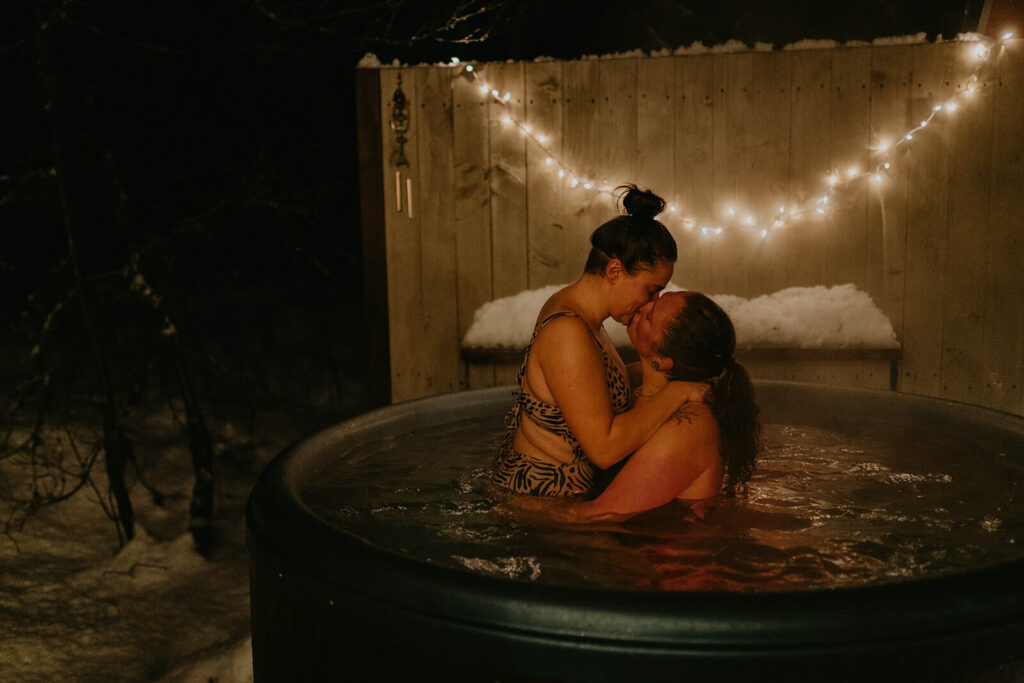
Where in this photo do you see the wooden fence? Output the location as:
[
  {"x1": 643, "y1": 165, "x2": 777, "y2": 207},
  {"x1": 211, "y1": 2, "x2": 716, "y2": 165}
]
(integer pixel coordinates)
[{"x1": 356, "y1": 40, "x2": 1024, "y2": 416}]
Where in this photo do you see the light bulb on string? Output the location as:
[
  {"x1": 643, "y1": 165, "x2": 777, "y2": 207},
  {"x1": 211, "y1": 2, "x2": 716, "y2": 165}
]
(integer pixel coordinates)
[{"x1": 457, "y1": 33, "x2": 998, "y2": 245}]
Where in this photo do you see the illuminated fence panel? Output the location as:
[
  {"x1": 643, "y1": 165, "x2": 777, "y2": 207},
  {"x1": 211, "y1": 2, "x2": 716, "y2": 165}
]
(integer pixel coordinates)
[{"x1": 361, "y1": 40, "x2": 1024, "y2": 414}]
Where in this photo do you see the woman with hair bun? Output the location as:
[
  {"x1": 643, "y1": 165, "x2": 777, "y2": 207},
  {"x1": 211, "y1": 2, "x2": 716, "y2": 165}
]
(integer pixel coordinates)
[{"x1": 493, "y1": 184, "x2": 707, "y2": 497}]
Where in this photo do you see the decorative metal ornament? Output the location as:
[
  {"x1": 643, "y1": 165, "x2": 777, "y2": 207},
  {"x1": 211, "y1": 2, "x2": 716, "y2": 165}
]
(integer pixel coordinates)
[{"x1": 390, "y1": 73, "x2": 410, "y2": 168}]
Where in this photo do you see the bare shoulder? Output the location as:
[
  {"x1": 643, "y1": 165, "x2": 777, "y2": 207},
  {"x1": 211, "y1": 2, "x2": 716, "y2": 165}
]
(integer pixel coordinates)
[
  {"x1": 655, "y1": 401, "x2": 718, "y2": 454},
  {"x1": 634, "y1": 401, "x2": 719, "y2": 473},
  {"x1": 666, "y1": 401, "x2": 715, "y2": 431},
  {"x1": 532, "y1": 312, "x2": 595, "y2": 355}
]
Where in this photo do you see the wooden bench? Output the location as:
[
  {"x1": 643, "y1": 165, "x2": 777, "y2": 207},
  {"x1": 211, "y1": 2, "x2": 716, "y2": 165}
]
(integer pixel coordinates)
[{"x1": 462, "y1": 346, "x2": 903, "y2": 391}]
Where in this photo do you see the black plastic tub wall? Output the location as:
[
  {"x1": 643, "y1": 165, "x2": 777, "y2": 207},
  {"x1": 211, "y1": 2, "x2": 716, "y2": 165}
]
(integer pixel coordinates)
[{"x1": 246, "y1": 381, "x2": 1024, "y2": 682}]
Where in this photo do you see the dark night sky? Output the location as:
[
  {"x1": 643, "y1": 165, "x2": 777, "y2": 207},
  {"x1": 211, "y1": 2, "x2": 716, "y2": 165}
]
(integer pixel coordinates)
[{"x1": 0, "y1": 0, "x2": 984, "y2": 413}]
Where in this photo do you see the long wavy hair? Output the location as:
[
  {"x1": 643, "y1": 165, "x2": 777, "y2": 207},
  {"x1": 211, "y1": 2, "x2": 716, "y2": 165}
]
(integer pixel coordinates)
[{"x1": 658, "y1": 292, "x2": 761, "y2": 496}]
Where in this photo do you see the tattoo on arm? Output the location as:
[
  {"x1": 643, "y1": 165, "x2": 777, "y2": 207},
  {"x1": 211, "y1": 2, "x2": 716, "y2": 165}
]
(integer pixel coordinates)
[{"x1": 671, "y1": 404, "x2": 695, "y2": 425}]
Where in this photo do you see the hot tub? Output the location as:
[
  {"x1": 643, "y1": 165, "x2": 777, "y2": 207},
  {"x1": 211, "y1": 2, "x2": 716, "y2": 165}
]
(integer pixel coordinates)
[{"x1": 247, "y1": 381, "x2": 1024, "y2": 681}]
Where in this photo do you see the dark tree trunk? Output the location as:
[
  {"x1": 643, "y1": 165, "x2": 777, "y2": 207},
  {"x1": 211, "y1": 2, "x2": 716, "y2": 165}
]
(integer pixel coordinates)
[
  {"x1": 174, "y1": 352, "x2": 215, "y2": 556},
  {"x1": 42, "y1": 13, "x2": 136, "y2": 546}
]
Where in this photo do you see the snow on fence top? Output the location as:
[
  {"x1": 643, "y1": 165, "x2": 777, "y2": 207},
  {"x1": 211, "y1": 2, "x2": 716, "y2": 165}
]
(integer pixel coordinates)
[{"x1": 461, "y1": 283, "x2": 899, "y2": 351}]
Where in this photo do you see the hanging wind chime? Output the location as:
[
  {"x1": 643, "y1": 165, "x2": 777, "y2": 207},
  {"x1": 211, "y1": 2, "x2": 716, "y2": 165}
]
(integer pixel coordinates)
[{"x1": 391, "y1": 73, "x2": 413, "y2": 218}]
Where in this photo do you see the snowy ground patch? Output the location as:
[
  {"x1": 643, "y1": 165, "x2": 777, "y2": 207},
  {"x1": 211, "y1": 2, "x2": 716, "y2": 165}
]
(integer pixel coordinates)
[{"x1": 0, "y1": 399, "x2": 315, "y2": 682}]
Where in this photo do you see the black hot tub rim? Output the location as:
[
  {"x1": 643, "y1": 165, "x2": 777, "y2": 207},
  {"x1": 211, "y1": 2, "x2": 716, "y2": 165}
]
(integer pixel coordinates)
[{"x1": 247, "y1": 381, "x2": 1024, "y2": 676}]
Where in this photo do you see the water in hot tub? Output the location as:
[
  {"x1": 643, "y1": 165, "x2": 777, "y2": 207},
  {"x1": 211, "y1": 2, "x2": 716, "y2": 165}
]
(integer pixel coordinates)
[{"x1": 302, "y1": 416, "x2": 1024, "y2": 591}]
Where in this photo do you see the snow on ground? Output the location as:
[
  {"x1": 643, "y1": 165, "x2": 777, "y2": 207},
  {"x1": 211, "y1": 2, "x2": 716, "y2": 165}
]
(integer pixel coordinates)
[
  {"x1": 462, "y1": 282, "x2": 899, "y2": 350},
  {"x1": 0, "y1": 399, "x2": 310, "y2": 682}
]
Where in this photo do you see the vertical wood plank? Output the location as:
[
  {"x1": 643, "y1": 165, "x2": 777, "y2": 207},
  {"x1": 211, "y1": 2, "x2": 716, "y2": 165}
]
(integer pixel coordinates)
[
  {"x1": 453, "y1": 63, "x2": 495, "y2": 390},
  {"x1": 827, "y1": 46, "x2": 872, "y2": 288},
  {"x1": 940, "y1": 42, "x2": 992, "y2": 405},
  {"x1": 561, "y1": 58, "x2": 637, "y2": 282},
  {"x1": 355, "y1": 68, "x2": 391, "y2": 406},
  {"x1": 487, "y1": 62, "x2": 529, "y2": 299},
  {"x1": 983, "y1": 42, "x2": 1024, "y2": 412},
  {"x1": 562, "y1": 59, "x2": 602, "y2": 282},
  {"x1": 867, "y1": 45, "x2": 913, "y2": 348},
  {"x1": 637, "y1": 57, "x2": 678, "y2": 285},
  {"x1": 525, "y1": 61, "x2": 566, "y2": 289},
  {"x1": 786, "y1": 49, "x2": 833, "y2": 288},
  {"x1": 598, "y1": 58, "x2": 639, "y2": 210},
  {"x1": 902, "y1": 43, "x2": 953, "y2": 398},
  {"x1": 673, "y1": 54, "x2": 715, "y2": 290},
  {"x1": 416, "y1": 66, "x2": 459, "y2": 396},
  {"x1": 380, "y1": 67, "x2": 424, "y2": 402},
  {"x1": 710, "y1": 52, "x2": 753, "y2": 296},
  {"x1": 746, "y1": 50, "x2": 793, "y2": 296},
  {"x1": 637, "y1": 57, "x2": 675, "y2": 211}
]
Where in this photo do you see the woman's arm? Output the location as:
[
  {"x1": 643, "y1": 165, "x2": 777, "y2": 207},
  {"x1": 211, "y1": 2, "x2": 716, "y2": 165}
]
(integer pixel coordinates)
[{"x1": 531, "y1": 316, "x2": 704, "y2": 469}]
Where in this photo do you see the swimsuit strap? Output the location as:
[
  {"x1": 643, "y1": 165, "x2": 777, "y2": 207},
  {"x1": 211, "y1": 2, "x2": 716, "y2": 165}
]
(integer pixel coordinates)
[{"x1": 515, "y1": 311, "x2": 600, "y2": 386}]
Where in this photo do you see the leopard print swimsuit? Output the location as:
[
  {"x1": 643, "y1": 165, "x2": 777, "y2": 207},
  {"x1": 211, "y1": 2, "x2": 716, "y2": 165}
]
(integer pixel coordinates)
[{"x1": 492, "y1": 311, "x2": 632, "y2": 496}]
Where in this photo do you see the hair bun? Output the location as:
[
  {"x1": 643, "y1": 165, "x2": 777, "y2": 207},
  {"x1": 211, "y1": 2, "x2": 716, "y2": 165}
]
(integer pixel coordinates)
[{"x1": 618, "y1": 184, "x2": 666, "y2": 220}]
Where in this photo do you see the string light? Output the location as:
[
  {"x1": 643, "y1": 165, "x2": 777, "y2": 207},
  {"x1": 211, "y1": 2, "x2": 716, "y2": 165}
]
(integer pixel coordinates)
[{"x1": 443, "y1": 31, "x2": 1012, "y2": 240}]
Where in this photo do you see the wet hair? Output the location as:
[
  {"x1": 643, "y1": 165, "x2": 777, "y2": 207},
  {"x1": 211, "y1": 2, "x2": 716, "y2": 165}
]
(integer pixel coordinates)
[
  {"x1": 657, "y1": 292, "x2": 761, "y2": 497},
  {"x1": 583, "y1": 184, "x2": 677, "y2": 275}
]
